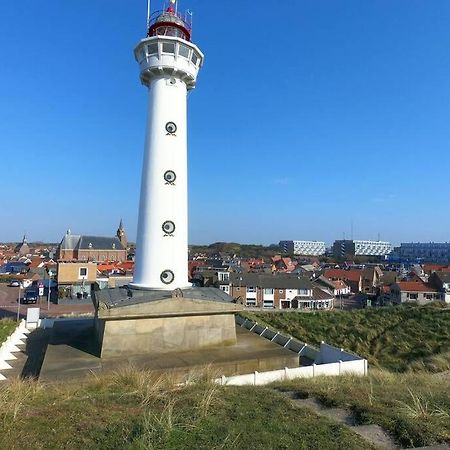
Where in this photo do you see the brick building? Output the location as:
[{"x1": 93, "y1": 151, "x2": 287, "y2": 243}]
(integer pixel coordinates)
[
  {"x1": 57, "y1": 230, "x2": 127, "y2": 262},
  {"x1": 228, "y1": 273, "x2": 334, "y2": 310}
]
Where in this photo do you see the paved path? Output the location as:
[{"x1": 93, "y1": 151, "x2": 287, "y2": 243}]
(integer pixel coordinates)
[{"x1": 279, "y1": 390, "x2": 450, "y2": 450}]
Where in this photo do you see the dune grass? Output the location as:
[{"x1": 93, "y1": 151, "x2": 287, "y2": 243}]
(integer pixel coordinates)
[
  {"x1": 276, "y1": 370, "x2": 450, "y2": 448},
  {"x1": 0, "y1": 319, "x2": 17, "y2": 345},
  {"x1": 0, "y1": 367, "x2": 374, "y2": 450},
  {"x1": 242, "y1": 303, "x2": 450, "y2": 372}
]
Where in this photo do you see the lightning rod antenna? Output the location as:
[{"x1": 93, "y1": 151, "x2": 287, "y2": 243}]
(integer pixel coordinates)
[{"x1": 146, "y1": 0, "x2": 151, "y2": 32}]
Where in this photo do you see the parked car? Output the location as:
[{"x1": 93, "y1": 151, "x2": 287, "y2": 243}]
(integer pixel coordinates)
[
  {"x1": 22, "y1": 289, "x2": 38, "y2": 304},
  {"x1": 9, "y1": 280, "x2": 20, "y2": 287}
]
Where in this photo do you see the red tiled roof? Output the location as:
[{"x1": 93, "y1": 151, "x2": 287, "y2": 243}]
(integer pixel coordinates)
[
  {"x1": 28, "y1": 257, "x2": 44, "y2": 269},
  {"x1": 396, "y1": 281, "x2": 438, "y2": 293},
  {"x1": 97, "y1": 264, "x2": 115, "y2": 272},
  {"x1": 324, "y1": 269, "x2": 362, "y2": 283},
  {"x1": 422, "y1": 264, "x2": 445, "y2": 273},
  {"x1": 117, "y1": 261, "x2": 134, "y2": 271}
]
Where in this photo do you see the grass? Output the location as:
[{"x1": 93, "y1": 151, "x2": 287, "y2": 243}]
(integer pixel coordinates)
[
  {"x1": 0, "y1": 319, "x2": 17, "y2": 345},
  {"x1": 0, "y1": 368, "x2": 375, "y2": 450},
  {"x1": 242, "y1": 303, "x2": 450, "y2": 372},
  {"x1": 276, "y1": 370, "x2": 450, "y2": 448}
]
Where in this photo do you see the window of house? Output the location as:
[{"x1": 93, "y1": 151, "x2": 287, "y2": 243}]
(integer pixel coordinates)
[
  {"x1": 79, "y1": 267, "x2": 87, "y2": 278},
  {"x1": 191, "y1": 52, "x2": 198, "y2": 65},
  {"x1": 264, "y1": 288, "x2": 274, "y2": 295},
  {"x1": 246, "y1": 299, "x2": 256, "y2": 306},
  {"x1": 218, "y1": 272, "x2": 229, "y2": 282},
  {"x1": 297, "y1": 289, "x2": 308, "y2": 296},
  {"x1": 425, "y1": 294, "x2": 432, "y2": 300},
  {"x1": 263, "y1": 300, "x2": 274, "y2": 309},
  {"x1": 247, "y1": 286, "x2": 256, "y2": 293},
  {"x1": 409, "y1": 293, "x2": 418, "y2": 300},
  {"x1": 279, "y1": 289, "x2": 283, "y2": 294}
]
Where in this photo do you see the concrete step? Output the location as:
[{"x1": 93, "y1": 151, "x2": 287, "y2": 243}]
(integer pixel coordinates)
[
  {"x1": 350, "y1": 424, "x2": 396, "y2": 449},
  {"x1": 3, "y1": 350, "x2": 28, "y2": 379},
  {"x1": 281, "y1": 391, "x2": 398, "y2": 449},
  {"x1": 404, "y1": 446, "x2": 450, "y2": 450}
]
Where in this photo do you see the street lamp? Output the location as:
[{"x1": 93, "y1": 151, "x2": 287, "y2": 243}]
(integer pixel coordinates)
[
  {"x1": 47, "y1": 271, "x2": 51, "y2": 311},
  {"x1": 17, "y1": 282, "x2": 22, "y2": 322}
]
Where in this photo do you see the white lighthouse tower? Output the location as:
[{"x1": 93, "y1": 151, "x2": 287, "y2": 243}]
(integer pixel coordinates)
[{"x1": 131, "y1": 0, "x2": 204, "y2": 290}]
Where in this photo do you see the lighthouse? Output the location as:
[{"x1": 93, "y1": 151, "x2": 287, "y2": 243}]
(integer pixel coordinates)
[{"x1": 131, "y1": 0, "x2": 204, "y2": 290}]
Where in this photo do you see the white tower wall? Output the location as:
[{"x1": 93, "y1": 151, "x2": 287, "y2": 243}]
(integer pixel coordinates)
[
  {"x1": 132, "y1": 77, "x2": 189, "y2": 289},
  {"x1": 131, "y1": 35, "x2": 203, "y2": 290}
]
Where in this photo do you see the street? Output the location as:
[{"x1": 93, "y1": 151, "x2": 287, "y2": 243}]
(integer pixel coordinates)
[{"x1": 0, "y1": 283, "x2": 94, "y2": 319}]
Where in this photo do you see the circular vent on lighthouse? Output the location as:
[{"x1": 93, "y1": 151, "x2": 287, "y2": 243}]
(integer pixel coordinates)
[
  {"x1": 160, "y1": 270, "x2": 175, "y2": 285},
  {"x1": 165, "y1": 122, "x2": 177, "y2": 135},
  {"x1": 164, "y1": 170, "x2": 176, "y2": 184},
  {"x1": 162, "y1": 220, "x2": 176, "y2": 235}
]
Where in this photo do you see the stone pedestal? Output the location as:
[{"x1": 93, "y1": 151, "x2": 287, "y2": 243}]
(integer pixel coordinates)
[{"x1": 93, "y1": 287, "x2": 242, "y2": 359}]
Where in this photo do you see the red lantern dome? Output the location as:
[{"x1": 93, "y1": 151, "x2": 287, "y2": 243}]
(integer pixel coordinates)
[{"x1": 148, "y1": 1, "x2": 192, "y2": 42}]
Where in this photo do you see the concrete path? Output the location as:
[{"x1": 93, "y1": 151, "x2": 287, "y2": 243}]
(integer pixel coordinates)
[{"x1": 278, "y1": 391, "x2": 449, "y2": 450}]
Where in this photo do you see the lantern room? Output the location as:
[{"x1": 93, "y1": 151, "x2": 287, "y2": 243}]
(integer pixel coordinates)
[{"x1": 148, "y1": 0, "x2": 192, "y2": 42}]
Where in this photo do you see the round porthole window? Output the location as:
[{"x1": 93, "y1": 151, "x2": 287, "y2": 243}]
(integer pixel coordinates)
[
  {"x1": 165, "y1": 122, "x2": 177, "y2": 135},
  {"x1": 160, "y1": 270, "x2": 175, "y2": 285},
  {"x1": 162, "y1": 220, "x2": 176, "y2": 235},
  {"x1": 164, "y1": 170, "x2": 176, "y2": 184}
]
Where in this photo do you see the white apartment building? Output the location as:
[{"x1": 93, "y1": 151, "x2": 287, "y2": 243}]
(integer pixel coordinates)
[
  {"x1": 333, "y1": 240, "x2": 393, "y2": 257},
  {"x1": 279, "y1": 240, "x2": 326, "y2": 256}
]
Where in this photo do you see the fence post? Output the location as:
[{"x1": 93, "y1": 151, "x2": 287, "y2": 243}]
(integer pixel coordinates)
[
  {"x1": 254, "y1": 371, "x2": 258, "y2": 385},
  {"x1": 221, "y1": 375, "x2": 226, "y2": 386},
  {"x1": 339, "y1": 360, "x2": 342, "y2": 375},
  {"x1": 312, "y1": 363, "x2": 315, "y2": 378}
]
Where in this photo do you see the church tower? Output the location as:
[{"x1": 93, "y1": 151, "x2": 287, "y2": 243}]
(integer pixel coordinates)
[{"x1": 116, "y1": 219, "x2": 128, "y2": 249}]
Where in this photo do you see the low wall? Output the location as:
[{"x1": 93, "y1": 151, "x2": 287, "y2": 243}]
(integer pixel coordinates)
[
  {"x1": 223, "y1": 315, "x2": 368, "y2": 386},
  {"x1": 216, "y1": 359, "x2": 367, "y2": 386}
]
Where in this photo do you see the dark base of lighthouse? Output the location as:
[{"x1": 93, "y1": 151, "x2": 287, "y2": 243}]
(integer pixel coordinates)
[{"x1": 92, "y1": 287, "x2": 243, "y2": 359}]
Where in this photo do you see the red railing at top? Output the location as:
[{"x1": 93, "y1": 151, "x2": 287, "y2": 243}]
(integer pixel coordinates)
[{"x1": 148, "y1": 9, "x2": 192, "y2": 32}]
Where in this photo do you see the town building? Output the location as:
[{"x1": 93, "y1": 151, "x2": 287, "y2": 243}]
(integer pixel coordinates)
[
  {"x1": 332, "y1": 240, "x2": 393, "y2": 258},
  {"x1": 279, "y1": 240, "x2": 326, "y2": 256},
  {"x1": 323, "y1": 268, "x2": 362, "y2": 294},
  {"x1": 428, "y1": 272, "x2": 450, "y2": 303},
  {"x1": 396, "y1": 242, "x2": 450, "y2": 264},
  {"x1": 57, "y1": 229, "x2": 127, "y2": 262},
  {"x1": 56, "y1": 262, "x2": 97, "y2": 300},
  {"x1": 15, "y1": 235, "x2": 30, "y2": 256},
  {"x1": 390, "y1": 281, "x2": 443, "y2": 305},
  {"x1": 228, "y1": 273, "x2": 334, "y2": 310},
  {"x1": 116, "y1": 219, "x2": 128, "y2": 249}
]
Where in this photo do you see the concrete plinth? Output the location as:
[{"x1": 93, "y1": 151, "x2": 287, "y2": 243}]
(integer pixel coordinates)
[
  {"x1": 93, "y1": 286, "x2": 243, "y2": 358},
  {"x1": 38, "y1": 320, "x2": 300, "y2": 382}
]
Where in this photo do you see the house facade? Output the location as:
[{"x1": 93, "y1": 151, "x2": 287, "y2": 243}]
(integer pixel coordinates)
[
  {"x1": 57, "y1": 262, "x2": 97, "y2": 299},
  {"x1": 228, "y1": 273, "x2": 333, "y2": 310},
  {"x1": 428, "y1": 272, "x2": 450, "y2": 303},
  {"x1": 390, "y1": 281, "x2": 443, "y2": 305}
]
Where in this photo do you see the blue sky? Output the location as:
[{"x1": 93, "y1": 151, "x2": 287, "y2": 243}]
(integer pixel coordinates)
[{"x1": 1, "y1": 0, "x2": 450, "y2": 246}]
